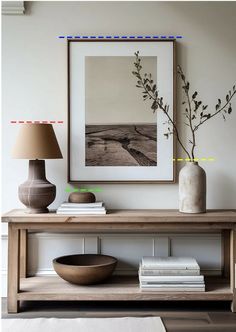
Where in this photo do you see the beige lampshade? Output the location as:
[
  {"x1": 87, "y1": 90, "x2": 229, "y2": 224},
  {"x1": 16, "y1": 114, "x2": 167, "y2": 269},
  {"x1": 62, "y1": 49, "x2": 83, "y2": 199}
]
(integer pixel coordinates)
[{"x1": 12, "y1": 124, "x2": 63, "y2": 159}]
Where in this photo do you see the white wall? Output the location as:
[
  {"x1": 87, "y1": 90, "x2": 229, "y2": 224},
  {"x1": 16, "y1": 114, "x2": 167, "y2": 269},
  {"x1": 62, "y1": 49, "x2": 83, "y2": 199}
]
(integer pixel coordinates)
[{"x1": 2, "y1": 1, "x2": 236, "y2": 295}]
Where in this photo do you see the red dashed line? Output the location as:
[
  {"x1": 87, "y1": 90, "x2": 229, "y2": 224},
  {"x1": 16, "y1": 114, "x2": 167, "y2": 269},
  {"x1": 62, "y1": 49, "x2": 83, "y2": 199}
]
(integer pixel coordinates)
[{"x1": 10, "y1": 121, "x2": 64, "y2": 124}]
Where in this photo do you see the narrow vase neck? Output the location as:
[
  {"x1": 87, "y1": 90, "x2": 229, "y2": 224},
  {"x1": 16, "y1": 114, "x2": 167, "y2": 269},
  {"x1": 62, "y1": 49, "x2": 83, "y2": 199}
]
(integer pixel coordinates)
[
  {"x1": 186, "y1": 161, "x2": 198, "y2": 166},
  {"x1": 28, "y1": 160, "x2": 46, "y2": 180}
]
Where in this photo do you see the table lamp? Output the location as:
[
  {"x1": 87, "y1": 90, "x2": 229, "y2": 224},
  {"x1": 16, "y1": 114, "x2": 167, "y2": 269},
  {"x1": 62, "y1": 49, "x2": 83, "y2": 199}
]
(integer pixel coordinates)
[{"x1": 12, "y1": 124, "x2": 63, "y2": 213}]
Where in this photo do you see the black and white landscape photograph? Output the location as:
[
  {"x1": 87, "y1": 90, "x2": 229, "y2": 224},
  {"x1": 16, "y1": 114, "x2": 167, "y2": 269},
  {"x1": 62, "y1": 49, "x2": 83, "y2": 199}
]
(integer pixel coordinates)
[
  {"x1": 85, "y1": 55, "x2": 157, "y2": 167},
  {"x1": 85, "y1": 124, "x2": 157, "y2": 166}
]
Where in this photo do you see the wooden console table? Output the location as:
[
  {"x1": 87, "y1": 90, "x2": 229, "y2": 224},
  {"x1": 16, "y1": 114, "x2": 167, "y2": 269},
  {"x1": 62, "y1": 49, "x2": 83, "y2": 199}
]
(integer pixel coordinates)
[{"x1": 2, "y1": 209, "x2": 236, "y2": 313}]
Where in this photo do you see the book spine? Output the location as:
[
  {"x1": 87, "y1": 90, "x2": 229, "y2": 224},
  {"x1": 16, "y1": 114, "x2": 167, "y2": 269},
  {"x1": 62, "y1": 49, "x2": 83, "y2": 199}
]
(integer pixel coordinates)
[
  {"x1": 140, "y1": 282, "x2": 205, "y2": 286},
  {"x1": 61, "y1": 203, "x2": 103, "y2": 208},
  {"x1": 140, "y1": 287, "x2": 205, "y2": 292},
  {"x1": 141, "y1": 264, "x2": 199, "y2": 270},
  {"x1": 140, "y1": 283, "x2": 205, "y2": 288},
  {"x1": 139, "y1": 276, "x2": 204, "y2": 282},
  {"x1": 56, "y1": 211, "x2": 106, "y2": 215},
  {"x1": 57, "y1": 208, "x2": 105, "y2": 212},
  {"x1": 140, "y1": 270, "x2": 200, "y2": 276}
]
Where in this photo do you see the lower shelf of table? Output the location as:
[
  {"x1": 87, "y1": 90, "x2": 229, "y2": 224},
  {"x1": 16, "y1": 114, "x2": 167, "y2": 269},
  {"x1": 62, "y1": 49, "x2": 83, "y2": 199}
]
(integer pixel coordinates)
[{"x1": 17, "y1": 276, "x2": 233, "y2": 302}]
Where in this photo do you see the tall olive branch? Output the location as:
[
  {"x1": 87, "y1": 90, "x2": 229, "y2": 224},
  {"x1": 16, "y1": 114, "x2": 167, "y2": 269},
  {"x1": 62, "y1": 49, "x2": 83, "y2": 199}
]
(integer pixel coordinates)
[
  {"x1": 177, "y1": 66, "x2": 196, "y2": 159},
  {"x1": 132, "y1": 51, "x2": 236, "y2": 160},
  {"x1": 177, "y1": 65, "x2": 236, "y2": 159},
  {"x1": 132, "y1": 52, "x2": 191, "y2": 159}
]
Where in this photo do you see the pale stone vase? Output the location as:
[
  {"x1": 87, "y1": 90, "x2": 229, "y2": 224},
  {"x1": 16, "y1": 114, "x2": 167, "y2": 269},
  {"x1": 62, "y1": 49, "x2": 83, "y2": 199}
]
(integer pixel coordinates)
[{"x1": 179, "y1": 162, "x2": 206, "y2": 213}]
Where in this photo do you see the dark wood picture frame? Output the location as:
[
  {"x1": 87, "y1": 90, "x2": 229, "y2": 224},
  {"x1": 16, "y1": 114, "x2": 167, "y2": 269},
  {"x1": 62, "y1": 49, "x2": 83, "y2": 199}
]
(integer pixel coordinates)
[{"x1": 68, "y1": 39, "x2": 176, "y2": 184}]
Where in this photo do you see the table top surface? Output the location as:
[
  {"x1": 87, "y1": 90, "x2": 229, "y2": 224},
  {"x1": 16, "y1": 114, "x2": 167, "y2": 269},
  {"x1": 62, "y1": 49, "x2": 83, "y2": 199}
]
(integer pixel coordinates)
[{"x1": 2, "y1": 209, "x2": 236, "y2": 223}]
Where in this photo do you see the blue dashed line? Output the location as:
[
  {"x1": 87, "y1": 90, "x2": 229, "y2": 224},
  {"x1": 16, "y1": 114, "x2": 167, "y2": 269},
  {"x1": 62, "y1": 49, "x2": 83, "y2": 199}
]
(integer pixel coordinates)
[{"x1": 59, "y1": 35, "x2": 183, "y2": 39}]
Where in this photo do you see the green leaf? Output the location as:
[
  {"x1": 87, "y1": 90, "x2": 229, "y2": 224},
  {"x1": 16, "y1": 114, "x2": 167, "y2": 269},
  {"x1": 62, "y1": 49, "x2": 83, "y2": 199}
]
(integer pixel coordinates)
[{"x1": 228, "y1": 106, "x2": 232, "y2": 114}]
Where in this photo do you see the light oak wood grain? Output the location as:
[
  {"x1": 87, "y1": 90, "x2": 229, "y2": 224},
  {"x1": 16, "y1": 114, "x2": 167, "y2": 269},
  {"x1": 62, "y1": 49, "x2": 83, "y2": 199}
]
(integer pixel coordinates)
[
  {"x1": 3, "y1": 209, "x2": 236, "y2": 313},
  {"x1": 230, "y1": 229, "x2": 236, "y2": 312},
  {"x1": 2, "y1": 209, "x2": 236, "y2": 222},
  {"x1": 7, "y1": 224, "x2": 20, "y2": 313},
  {"x1": 18, "y1": 276, "x2": 232, "y2": 302},
  {"x1": 222, "y1": 230, "x2": 230, "y2": 278},
  {"x1": 20, "y1": 229, "x2": 27, "y2": 278}
]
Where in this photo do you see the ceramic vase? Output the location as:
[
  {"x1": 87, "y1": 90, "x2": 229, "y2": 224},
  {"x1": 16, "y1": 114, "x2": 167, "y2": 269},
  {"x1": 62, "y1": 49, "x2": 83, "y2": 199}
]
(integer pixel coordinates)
[{"x1": 179, "y1": 162, "x2": 206, "y2": 213}]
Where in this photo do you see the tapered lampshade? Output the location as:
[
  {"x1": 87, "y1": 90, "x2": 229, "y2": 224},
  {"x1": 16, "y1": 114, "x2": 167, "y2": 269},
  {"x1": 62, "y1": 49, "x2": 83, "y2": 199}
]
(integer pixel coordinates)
[
  {"x1": 12, "y1": 124, "x2": 62, "y2": 159},
  {"x1": 12, "y1": 124, "x2": 62, "y2": 214}
]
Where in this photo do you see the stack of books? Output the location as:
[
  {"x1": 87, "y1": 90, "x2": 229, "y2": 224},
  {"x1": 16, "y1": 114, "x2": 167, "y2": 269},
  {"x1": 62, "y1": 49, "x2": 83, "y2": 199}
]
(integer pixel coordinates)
[
  {"x1": 139, "y1": 257, "x2": 205, "y2": 292},
  {"x1": 56, "y1": 202, "x2": 106, "y2": 215}
]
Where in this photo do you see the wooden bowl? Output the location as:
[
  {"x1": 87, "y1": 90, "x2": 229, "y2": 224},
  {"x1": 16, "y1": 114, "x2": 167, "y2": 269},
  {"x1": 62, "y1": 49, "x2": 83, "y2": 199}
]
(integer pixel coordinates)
[
  {"x1": 68, "y1": 192, "x2": 96, "y2": 203},
  {"x1": 53, "y1": 254, "x2": 117, "y2": 285}
]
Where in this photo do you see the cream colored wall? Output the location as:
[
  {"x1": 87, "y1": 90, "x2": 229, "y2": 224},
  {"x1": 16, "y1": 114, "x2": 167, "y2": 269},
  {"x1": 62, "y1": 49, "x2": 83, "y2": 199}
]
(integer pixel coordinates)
[
  {"x1": 2, "y1": 1, "x2": 236, "y2": 295},
  {"x1": 85, "y1": 56, "x2": 157, "y2": 124}
]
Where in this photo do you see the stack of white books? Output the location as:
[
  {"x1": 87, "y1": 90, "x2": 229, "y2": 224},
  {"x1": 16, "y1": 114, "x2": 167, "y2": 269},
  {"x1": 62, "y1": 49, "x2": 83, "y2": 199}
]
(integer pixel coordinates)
[
  {"x1": 139, "y1": 257, "x2": 205, "y2": 292},
  {"x1": 56, "y1": 202, "x2": 106, "y2": 215}
]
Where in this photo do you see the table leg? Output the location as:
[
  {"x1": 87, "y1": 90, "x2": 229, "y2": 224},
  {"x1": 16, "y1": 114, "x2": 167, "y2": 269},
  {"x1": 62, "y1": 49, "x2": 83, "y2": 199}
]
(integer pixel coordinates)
[
  {"x1": 222, "y1": 230, "x2": 230, "y2": 278},
  {"x1": 8, "y1": 224, "x2": 20, "y2": 313},
  {"x1": 20, "y1": 229, "x2": 27, "y2": 278},
  {"x1": 230, "y1": 229, "x2": 236, "y2": 312}
]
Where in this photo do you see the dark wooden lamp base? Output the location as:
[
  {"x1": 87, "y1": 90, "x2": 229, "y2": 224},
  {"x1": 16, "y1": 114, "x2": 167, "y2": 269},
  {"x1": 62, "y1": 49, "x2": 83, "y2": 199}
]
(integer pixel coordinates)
[{"x1": 18, "y1": 160, "x2": 56, "y2": 214}]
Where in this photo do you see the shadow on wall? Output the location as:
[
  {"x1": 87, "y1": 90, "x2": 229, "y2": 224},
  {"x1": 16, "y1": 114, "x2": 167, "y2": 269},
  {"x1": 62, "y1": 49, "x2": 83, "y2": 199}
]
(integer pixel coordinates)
[{"x1": 210, "y1": 172, "x2": 236, "y2": 208}]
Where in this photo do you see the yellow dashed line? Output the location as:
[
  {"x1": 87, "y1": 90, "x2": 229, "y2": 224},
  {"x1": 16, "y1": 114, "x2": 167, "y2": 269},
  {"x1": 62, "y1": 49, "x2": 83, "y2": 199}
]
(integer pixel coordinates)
[{"x1": 173, "y1": 158, "x2": 215, "y2": 162}]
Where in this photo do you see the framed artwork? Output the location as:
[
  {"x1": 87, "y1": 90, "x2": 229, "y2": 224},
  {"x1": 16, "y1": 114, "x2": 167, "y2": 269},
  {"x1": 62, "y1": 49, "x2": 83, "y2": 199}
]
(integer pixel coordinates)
[{"x1": 68, "y1": 39, "x2": 176, "y2": 183}]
